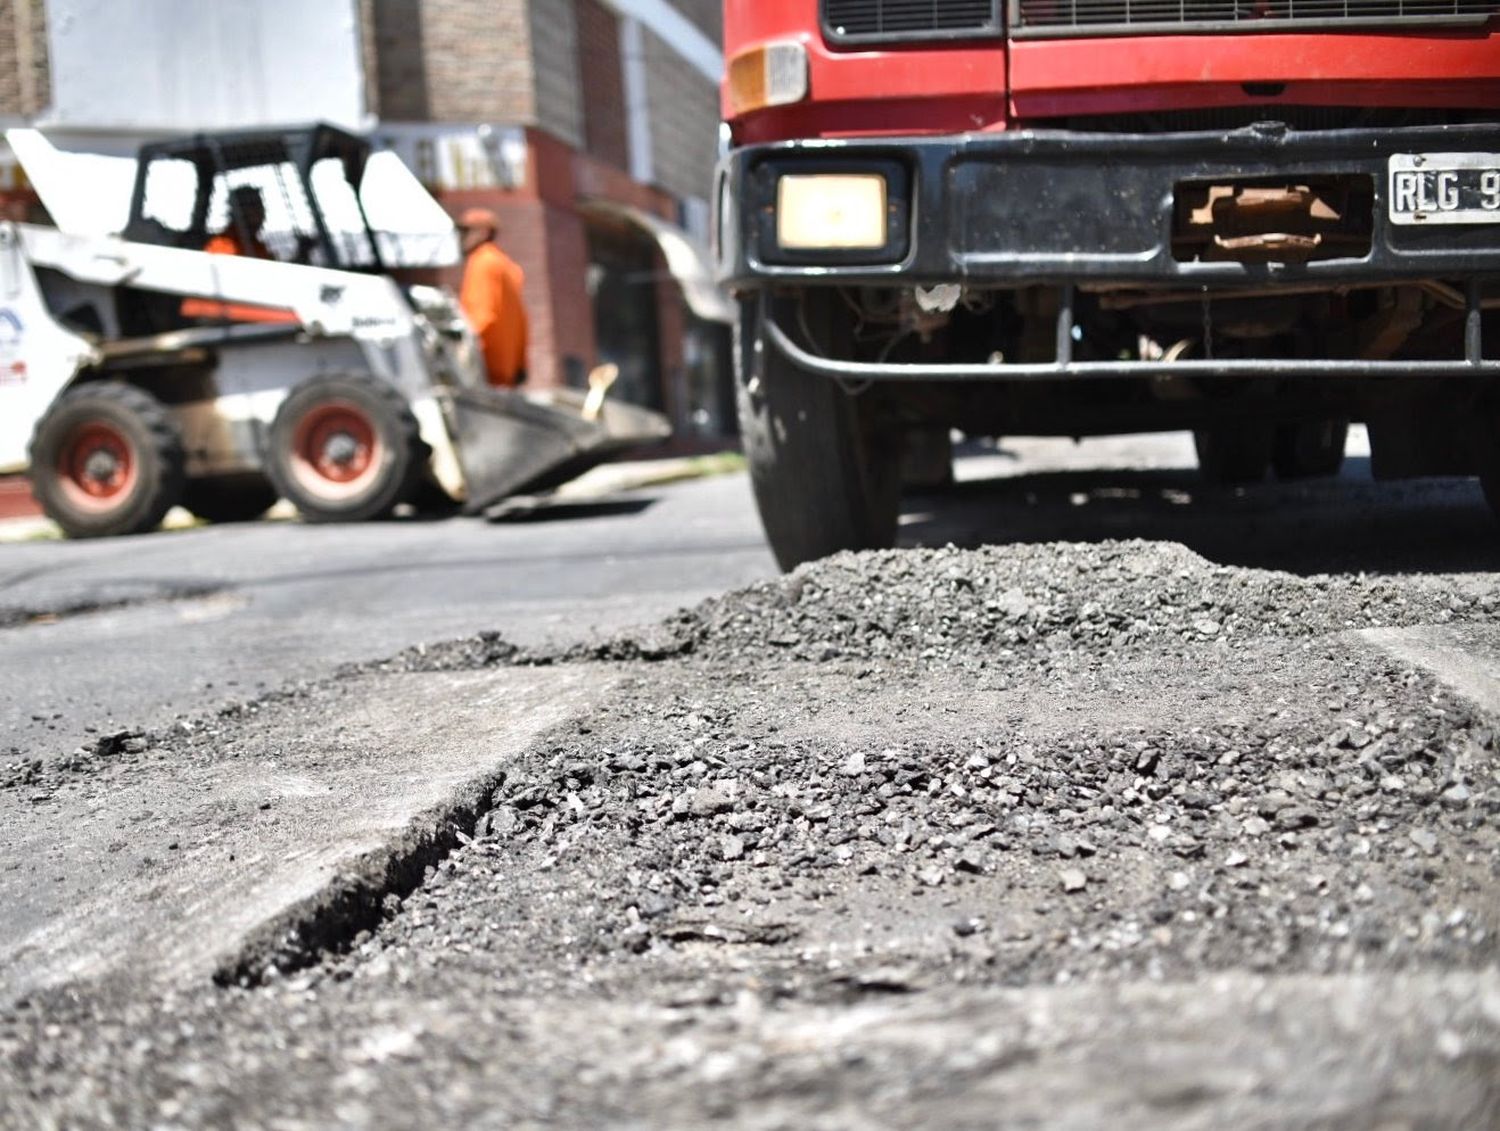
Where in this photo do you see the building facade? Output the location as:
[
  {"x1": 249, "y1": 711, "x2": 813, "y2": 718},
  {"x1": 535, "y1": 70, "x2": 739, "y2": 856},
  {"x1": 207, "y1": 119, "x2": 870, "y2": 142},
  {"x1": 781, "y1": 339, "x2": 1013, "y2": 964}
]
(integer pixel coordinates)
[
  {"x1": 362, "y1": 0, "x2": 729, "y2": 431},
  {"x1": 0, "y1": 0, "x2": 734, "y2": 440}
]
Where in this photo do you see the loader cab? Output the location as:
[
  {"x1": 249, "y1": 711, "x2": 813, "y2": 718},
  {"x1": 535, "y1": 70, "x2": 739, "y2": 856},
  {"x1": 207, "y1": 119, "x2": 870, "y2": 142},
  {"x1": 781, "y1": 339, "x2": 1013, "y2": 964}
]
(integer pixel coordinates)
[{"x1": 121, "y1": 124, "x2": 386, "y2": 275}]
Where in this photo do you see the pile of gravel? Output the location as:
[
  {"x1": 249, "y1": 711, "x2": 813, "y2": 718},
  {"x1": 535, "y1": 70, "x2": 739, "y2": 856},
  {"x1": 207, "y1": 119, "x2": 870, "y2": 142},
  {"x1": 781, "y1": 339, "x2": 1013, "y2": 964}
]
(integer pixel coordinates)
[
  {"x1": 663, "y1": 543, "x2": 1487, "y2": 665},
  {"x1": 375, "y1": 542, "x2": 1488, "y2": 675},
  {"x1": 331, "y1": 544, "x2": 1500, "y2": 1001}
]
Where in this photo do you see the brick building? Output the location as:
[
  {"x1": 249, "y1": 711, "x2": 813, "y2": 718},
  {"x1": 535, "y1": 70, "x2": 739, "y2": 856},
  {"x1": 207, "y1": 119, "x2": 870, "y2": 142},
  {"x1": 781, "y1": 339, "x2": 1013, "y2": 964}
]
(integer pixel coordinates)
[
  {"x1": 363, "y1": 0, "x2": 730, "y2": 431},
  {"x1": 0, "y1": 0, "x2": 735, "y2": 439}
]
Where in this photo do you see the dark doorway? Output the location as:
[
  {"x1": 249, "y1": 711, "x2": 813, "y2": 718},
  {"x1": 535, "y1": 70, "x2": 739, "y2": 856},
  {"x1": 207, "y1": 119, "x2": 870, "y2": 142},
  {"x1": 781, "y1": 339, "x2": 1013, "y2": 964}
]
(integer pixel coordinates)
[{"x1": 585, "y1": 219, "x2": 663, "y2": 412}]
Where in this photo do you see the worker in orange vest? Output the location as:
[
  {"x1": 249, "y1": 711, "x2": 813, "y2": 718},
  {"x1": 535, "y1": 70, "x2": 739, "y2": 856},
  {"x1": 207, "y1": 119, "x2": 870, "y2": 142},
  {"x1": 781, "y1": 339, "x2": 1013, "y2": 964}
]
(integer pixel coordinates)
[
  {"x1": 182, "y1": 186, "x2": 298, "y2": 324},
  {"x1": 457, "y1": 207, "x2": 528, "y2": 387},
  {"x1": 205, "y1": 186, "x2": 277, "y2": 259}
]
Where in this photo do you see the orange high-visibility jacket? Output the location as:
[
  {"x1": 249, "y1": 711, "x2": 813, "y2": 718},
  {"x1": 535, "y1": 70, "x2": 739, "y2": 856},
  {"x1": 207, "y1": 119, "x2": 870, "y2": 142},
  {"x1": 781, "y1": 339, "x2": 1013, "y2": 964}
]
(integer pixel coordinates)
[
  {"x1": 460, "y1": 242, "x2": 528, "y2": 387},
  {"x1": 181, "y1": 232, "x2": 299, "y2": 324}
]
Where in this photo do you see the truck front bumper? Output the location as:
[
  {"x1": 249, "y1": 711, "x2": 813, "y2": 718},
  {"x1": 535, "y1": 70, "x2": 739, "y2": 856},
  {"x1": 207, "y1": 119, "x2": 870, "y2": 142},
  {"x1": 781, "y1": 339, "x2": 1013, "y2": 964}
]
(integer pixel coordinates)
[
  {"x1": 715, "y1": 121, "x2": 1500, "y2": 289},
  {"x1": 716, "y1": 122, "x2": 1500, "y2": 381}
]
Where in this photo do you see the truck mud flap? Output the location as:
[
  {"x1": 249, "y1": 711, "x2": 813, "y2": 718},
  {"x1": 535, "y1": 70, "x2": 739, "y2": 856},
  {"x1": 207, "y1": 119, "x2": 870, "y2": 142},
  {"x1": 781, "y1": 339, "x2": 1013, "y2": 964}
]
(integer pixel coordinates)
[{"x1": 446, "y1": 385, "x2": 671, "y2": 514}]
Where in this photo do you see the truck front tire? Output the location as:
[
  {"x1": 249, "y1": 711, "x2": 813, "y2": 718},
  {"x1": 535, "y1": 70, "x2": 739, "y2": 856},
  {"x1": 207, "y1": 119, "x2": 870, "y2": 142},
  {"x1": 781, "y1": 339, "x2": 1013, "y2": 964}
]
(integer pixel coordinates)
[
  {"x1": 29, "y1": 381, "x2": 185, "y2": 538},
  {"x1": 1273, "y1": 419, "x2": 1348, "y2": 480},
  {"x1": 1194, "y1": 425, "x2": 1273, "y2": 485},
  {"x1": 901, "y1": 426, "x2": 956, "y2": 491},
  {"x1": 265, "y1": 375, "x2": 425, "y2": 524},
  {"x1": 737, "y1": 295, "x2": 899, "y2": 571}
]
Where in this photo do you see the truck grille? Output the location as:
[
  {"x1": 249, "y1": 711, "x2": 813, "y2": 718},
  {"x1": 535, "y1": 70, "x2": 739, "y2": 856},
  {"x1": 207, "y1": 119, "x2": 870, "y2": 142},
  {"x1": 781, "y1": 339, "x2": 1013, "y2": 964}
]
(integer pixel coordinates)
[
  {"x1": 1012, "y1": 0, "x2": 1500, "y2": 37},
  {"x1": 1048, "y1": 106, "x2": 1478, "y2": 132},
  {"x1": 822, "y1": 0, "x2": 1003, "y2": 44}
]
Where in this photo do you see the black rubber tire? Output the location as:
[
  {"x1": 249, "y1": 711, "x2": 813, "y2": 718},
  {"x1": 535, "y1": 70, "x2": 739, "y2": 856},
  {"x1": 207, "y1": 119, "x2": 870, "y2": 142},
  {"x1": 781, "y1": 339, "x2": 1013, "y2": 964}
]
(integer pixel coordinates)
[
  {"x1": 901, "y1": 426, "x2": 956, "y2": 491},
  {"x1": 1479, "y1": 411, "x2": 1500, "y2": 523},
  {"x1": 265, "y1": 375, "x2": 424, "y2": 523},
  {"x1": 1273, "y1": 418, "x2": 1349, "y2": 480},
  {"x1": 736, "y1": 294, "x2": 899, "y2": 571},
  {"x1": 1193, "y1": 425, "x2": 1273, "y2": 486},
  {"x1": 182, "y1": 475, "x2": 279, "y2": 524},
  {"x1": 409, "y1": 476, "x2": 462, "y2": 517},
  {"x1": 29, "y1": 381, "x2": 185, "y2": 538}
]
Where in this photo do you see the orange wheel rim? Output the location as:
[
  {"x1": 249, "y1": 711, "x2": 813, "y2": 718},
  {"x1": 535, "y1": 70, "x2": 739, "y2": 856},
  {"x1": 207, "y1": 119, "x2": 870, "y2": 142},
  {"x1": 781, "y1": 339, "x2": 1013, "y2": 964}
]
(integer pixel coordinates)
[
  {"x1": 57, "y1": 421, "x2": 137, "y2": 513},
  {"x1": 288, "y1": 401, "x2": 383, "y2": 500}
]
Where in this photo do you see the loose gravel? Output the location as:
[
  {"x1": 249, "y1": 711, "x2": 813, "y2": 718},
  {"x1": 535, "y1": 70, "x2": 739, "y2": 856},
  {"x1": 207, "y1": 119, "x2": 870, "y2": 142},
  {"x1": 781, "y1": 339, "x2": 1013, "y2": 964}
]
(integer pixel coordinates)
[
  {"x1": 3, "y1": 540, "x2": 1498, "y2": 1129},
  {"x1": 380, "y1": 541, "x2": 1491, "y2": 673}
]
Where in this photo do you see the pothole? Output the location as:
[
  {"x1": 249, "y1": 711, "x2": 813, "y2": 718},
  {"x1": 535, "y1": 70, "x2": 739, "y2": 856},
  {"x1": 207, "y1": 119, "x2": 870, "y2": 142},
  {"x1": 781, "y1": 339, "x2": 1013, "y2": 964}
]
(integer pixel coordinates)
[{"x1": 0, "y1": 581, "x2": 232, "y2": 630}]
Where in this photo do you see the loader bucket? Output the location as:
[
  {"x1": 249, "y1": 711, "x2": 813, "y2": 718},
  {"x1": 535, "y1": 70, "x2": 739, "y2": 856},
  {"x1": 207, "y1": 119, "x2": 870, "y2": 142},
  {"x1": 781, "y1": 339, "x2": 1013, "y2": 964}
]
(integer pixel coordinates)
[{"x1": 447, "y1": 384, "x2": 672, "y2": 514}]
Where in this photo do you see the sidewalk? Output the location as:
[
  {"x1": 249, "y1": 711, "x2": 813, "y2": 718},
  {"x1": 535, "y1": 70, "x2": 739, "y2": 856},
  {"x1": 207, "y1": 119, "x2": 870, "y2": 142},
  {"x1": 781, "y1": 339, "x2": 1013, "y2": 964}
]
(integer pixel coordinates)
[
  {"x1": 556, "y1": 451, "x2": 744, "y2": 499},
  {"x1": 0, "y1": 476, "x2": 38, "y2": 521},
  {"x1": 0, "y1": 473, "x2": 55, "y2": 542}
]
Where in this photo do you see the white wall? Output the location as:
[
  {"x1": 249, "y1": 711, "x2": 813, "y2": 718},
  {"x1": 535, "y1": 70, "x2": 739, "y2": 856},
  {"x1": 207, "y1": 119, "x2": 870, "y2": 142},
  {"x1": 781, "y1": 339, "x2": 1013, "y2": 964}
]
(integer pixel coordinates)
[
  {"x1": 44, "y1": 0, "x2": 367, "y2": 131},
  {"x1": 599, "y1": 0, "x2": 721, "y2": 82}
]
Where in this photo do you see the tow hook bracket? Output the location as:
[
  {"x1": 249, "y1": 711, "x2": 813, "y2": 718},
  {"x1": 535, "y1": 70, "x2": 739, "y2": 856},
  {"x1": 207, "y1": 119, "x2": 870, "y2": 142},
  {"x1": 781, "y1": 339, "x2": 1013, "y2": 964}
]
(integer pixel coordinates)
[
  {"x1": 1213, "y1": 232, "x2": 1322, "y2": 254},
  {"x1": 1174, "y1": 177, "x2": 1373, "y2": 265}
]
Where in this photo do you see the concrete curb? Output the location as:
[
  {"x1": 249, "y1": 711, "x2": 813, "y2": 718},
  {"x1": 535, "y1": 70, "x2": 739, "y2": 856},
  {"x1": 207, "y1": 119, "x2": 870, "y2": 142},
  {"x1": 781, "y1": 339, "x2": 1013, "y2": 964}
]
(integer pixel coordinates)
[
  {"x1": 0, "y1": 515, "x2": 58, "y2": 543},
  {"x1": 554, "y1": 452, "x2": 746, "y2": 500},
  {"x1": 0, "y1": 455, "x2": 746, "y2": 543}
]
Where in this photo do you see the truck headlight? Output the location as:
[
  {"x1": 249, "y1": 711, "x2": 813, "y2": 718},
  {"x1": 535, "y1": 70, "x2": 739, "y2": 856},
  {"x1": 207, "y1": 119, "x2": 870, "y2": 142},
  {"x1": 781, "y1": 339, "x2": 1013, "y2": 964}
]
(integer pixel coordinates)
[
  {"x1": 750, "y1": 157, "x2": 910, "y2": 267},
  {"x1": 776, "y1": 173, "x2": 888, "y2": 250}
]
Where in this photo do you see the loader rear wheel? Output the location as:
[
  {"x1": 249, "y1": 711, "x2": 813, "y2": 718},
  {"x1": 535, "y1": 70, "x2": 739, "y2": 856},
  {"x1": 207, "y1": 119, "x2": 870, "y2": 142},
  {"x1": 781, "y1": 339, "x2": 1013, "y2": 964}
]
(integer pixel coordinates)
[
  {"x1": 737, "y1": 294, "x2": 899, "y2": 572},
  {"x1": 266, "y1": 376, "x2": 424, "y2": 523},
  {"x1": 183, "y1": 476, "x2": 279, "y2": 524},
  {"x1": 29, "y1": 381, "x2": 185, "y2": 538}
]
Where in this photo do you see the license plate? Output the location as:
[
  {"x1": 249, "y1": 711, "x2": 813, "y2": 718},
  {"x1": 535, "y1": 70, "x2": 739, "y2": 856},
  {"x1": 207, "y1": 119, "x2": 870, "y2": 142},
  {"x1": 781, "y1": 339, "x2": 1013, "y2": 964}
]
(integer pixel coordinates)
[{"x1": 1388, "y1": 153, "x2": 1500, "y2": 225}]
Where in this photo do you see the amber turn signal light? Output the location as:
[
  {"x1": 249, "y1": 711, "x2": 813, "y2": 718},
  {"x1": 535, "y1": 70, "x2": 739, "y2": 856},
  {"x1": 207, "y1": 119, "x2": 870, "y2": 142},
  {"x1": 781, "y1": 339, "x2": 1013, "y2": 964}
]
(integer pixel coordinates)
[{"x1": 727, "y1": 42, "x2": 809, "y2": 116}]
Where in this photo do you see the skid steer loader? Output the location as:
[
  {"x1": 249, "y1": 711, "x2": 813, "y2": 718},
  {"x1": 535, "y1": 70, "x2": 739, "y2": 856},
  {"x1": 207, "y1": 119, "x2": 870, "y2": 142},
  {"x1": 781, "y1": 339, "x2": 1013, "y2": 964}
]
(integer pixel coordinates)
[{"x1": 0, "y1": 123, "x2": 670, "y2": 537}]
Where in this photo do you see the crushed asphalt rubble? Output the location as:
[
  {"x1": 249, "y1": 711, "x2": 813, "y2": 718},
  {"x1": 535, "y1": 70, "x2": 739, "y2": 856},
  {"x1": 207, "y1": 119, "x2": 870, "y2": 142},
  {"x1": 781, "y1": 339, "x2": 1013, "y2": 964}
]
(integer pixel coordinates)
[{"x1": 3, "y1": 540, "x2": 1499, "y2": 1128}]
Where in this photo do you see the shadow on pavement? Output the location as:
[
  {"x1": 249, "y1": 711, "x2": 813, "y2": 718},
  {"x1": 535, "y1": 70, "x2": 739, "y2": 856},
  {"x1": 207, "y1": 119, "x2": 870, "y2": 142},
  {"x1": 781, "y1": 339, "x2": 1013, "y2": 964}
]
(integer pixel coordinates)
[
  {"x1": 901, "y1": 458, "x2": 1499, "y2": 576},
  {"x1": 485, "y1": 497, "x2": 658, "y2": 524}
]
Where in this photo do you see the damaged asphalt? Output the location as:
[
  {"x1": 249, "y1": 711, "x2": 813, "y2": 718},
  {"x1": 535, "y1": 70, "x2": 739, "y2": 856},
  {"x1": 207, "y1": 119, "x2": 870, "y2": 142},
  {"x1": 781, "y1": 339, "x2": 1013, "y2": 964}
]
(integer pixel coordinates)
[
  {"x1": 4, "y1": 509, "x2": 1499, "y2": 1127},
  {"x1": 0, "y1": 666, "x2": 615, "y2": 995}
]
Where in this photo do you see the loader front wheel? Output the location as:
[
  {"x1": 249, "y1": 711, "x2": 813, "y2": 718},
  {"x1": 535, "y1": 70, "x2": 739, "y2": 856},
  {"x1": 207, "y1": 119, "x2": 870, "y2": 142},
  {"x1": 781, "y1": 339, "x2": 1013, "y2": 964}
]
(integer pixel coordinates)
[
  {"x1": 30, "y1": 381, "x2": 185, "y2": 538},
  {"x1": 266, "y1": 376, "x2": 424, "y2": 523}
]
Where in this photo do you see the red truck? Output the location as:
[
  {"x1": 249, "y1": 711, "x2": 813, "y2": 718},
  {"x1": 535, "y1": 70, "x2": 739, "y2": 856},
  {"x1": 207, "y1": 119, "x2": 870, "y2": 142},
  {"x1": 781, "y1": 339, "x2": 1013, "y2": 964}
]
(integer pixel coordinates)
[{"x1": 715, "y1": 0, "x2": 1500, "y2": 568}]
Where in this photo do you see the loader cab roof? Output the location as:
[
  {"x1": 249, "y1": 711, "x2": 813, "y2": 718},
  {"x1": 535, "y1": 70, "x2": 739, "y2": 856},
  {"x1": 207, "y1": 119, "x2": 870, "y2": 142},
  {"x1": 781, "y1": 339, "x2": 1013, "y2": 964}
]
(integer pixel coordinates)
[
  {"x1": 133, "y1": 124, "x2": 372, "y2": 185},
  {"x1": 123, "y1": 123, "x2": 388, "y2": 274}
]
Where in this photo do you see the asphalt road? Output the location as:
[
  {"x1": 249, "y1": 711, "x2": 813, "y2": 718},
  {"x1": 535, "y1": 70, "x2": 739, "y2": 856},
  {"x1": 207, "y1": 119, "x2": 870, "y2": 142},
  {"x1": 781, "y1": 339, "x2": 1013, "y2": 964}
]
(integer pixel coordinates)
[
  {"x1": 0, "y1": 472, "x2": 777, "y2": 759},
  {"x1": 4, "y1": 430, "x2": 1496, "y2": 765}
]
